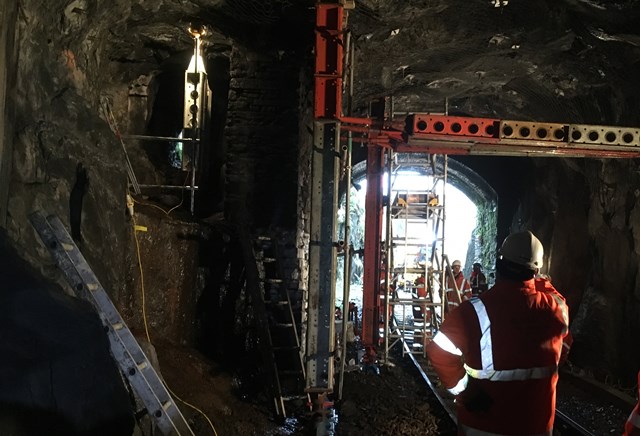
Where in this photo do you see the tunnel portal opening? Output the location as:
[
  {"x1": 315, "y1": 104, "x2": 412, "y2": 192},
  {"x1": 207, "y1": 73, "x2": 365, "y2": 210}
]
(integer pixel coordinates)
[{"x1": 336, "y1": 155, "x2": 498, "y2": 329}]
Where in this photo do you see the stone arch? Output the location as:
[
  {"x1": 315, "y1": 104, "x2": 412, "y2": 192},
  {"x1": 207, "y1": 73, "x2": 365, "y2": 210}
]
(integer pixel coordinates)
[
  {"x1": 350, "y1": 153, "x2": 498, "y2": 270},
  {"x1": 351, "y1": 153, "x2": 497, "y2": 209}
]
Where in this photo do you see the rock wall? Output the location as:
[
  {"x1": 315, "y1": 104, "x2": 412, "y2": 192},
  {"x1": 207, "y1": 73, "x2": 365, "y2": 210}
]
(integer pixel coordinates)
[
  {"x1": 0, "y1": 1, "x2": 17, "y2": 226},
  {"x1": 8, "y1": 0, "x2": 136, "y2": 302},
  {"x1": 514, "y1": 158, "x2": 640, "y2": 385}
]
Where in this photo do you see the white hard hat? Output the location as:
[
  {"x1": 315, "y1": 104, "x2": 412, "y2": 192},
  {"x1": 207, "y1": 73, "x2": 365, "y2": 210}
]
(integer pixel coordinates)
[
  {"x1": 452, "y1": 259, "x2": 462, "y2": 267},
  {"x1": 499, "y1": 230, "x2": 544, "y2": 270}
]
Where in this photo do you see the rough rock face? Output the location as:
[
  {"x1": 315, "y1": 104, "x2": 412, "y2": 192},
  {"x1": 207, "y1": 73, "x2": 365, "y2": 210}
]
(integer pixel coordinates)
[
  {"x1": 350, "y1": 0, "x2": 640, "y2": 124},
  {"x1": 532, "y1": 159, "x2": 640, "y2": 382}
]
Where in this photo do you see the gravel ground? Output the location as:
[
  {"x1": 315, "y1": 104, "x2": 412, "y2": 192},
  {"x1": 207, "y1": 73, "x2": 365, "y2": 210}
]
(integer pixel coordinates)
[
  {"x1": 556, "y1": 376, "x2": 632, "y2": 435},
  {"x1": 154, "y1": 337, "x2": 636, "y2": 436},
  {"x1": 335, "y1": 349, "x2": 456, "y2": 436}
]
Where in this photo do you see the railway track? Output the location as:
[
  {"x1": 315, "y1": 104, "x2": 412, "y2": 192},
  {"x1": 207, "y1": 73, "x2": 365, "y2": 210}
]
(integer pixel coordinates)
[{"x1": 393, "y1": 321, "x2": 633, "y2": 435}]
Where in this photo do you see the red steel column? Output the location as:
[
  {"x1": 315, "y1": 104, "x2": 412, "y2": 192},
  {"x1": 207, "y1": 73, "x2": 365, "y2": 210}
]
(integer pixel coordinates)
[
  {"x1": 362, "y1": 144, "x2": 385, "y2": 347},
  {"x1": 315, "y1": 3, "x2": 343, "y2": 119}
]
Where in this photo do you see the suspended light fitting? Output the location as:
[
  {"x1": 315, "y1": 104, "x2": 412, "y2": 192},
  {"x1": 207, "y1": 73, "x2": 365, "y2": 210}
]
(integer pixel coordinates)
[
  {"x1": 180, "y1": 23, "x2": 212, "y2": 214},
  {"x1": 183, "y1": 24, "x2": 208, "y2": 134}
]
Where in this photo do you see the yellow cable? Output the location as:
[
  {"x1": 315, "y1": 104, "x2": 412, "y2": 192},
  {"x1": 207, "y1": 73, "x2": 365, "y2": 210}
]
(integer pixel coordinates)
[
  {"x1": 132, "y1": 197, "x2": 176, "y2": 217},
  {"x1": 132, "y1": 214, "x2": 151, "y2": 344},
  {"x1": 167, "y1": 385, "x2": 219, "y2": 436},
  {"x1": 131, "y1": 169, "x2": 191, "y2": 217},
  {"x1": 131, "y1": 210, "x2": 218, "y2": 436}
]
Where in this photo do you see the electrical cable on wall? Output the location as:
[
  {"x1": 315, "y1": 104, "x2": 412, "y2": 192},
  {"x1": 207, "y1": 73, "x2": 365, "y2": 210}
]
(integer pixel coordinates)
[
  {"x1": 129, "y1": 169, "x2": 192, "y2": 218},
  {"x1": 129, "y1": 197, "x2": 218, "y2": 436}
]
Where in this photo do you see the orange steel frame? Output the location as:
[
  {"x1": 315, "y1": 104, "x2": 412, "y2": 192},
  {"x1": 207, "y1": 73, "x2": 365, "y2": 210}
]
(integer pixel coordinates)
[{"x1": 314, "y1": 1, "x2": 640, "y2": 349}]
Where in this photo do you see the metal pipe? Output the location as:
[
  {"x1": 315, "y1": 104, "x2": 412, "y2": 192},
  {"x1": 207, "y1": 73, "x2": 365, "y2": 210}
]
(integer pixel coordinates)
[
  {"x1": 190, "y1": 136, "x2": 198, "y2": 214},
  {"x1": 383, "y1": 147, "x2": 393, "y2": 363},
  {"x1": 441, "y1": 156, "x2": 449, "y2": 322},
  {"x1": 101, "y1": 100, "x2": 141, "y2": 194},
  {"x1": 122, "y1": 134, "x2": 199, "y2": 142},
  {"x1": 348, "y1": 32, "x2": 355, "y2": 117},
  {"x1": 338, "y1": 131, "x2": 352, "y2": 400},
  {"x1": 343, "y1": 30, "x2": 351, "y2": 107},
  {"x1": 138, "y1": 184, "x2": 199, "y2": 190}
]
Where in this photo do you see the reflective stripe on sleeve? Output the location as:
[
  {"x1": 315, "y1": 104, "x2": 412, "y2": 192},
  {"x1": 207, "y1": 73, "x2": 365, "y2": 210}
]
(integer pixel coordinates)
[
  {"x1": 432, "y1": 331, "x2": 462, "y2": 356},
  {"x1": 549, "y1": 293, "x2": 569, "y2": 334},
  {"x1": 629, "y1": 407, "x2": 640, "y2": 428},
  {"x1": 464, "y1": 363, "x2": 558, "y2": 381},
  {"x1": 447, "y1": 373, "x2": 468, "y2": 395},
  {"x1": 469, "y1": 298, "x2": 494, "y2": 371}
]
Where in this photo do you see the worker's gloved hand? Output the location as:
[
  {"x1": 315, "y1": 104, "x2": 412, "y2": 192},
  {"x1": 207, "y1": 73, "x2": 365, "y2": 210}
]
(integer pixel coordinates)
[{"x1": 458, "y1": 384, "x2": 493, "y2": 413}]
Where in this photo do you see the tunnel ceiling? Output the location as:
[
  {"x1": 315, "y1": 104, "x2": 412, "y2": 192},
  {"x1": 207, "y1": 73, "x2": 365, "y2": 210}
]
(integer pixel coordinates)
[
  {"x1": 348, "y1": 0, "x2": 640, "y2": 125},
  {"x1": 52, "y1": 0, "x2": 640, "y2": 127},
  {"x1": 78, "y1": 0, "x2": 312, "y2": 80}
]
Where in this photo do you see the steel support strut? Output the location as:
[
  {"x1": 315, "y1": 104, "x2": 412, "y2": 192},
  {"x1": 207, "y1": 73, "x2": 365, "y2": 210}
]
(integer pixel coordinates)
[
  {"x1": 306, "y1": 121, "x2": 339, "y2": 392},
  {"x1": 362, "y1": 144, "x2": 385, "y2": 347},
  {"x1": 306, "y1": 0, "x2": 345, "y2": 395}
]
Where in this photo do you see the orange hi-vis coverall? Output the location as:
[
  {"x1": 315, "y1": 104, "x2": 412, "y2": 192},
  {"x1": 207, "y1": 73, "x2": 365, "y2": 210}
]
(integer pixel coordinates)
[
  {"x1": 413, "y1": 275, "x2": 431, "y2": 323},
  {"x1": 445, "y1": 272, "x2": 472, "y2": 310},
  {"x1": 535, "y1": 278, "x2": 573, "y2": 363},
  {"x1": 624, "y1": 371, "x2": 640, "y2": 436},
  {"x1": 426, "y1": 277, "x2": 570, "y2": 435}
]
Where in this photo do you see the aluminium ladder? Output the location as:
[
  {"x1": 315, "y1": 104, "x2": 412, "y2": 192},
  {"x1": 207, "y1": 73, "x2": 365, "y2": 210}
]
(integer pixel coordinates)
[
  {"x1": 29, "y1": 212, "x2": 194, "y2": 436},
  {"x1": 237, "y1": 225, "x2": 308, "y2": 418}
]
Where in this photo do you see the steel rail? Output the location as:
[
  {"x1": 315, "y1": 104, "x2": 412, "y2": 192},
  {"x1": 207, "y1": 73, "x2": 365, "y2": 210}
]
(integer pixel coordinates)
[
  {"x1": 400, "y1": 336, "x2": 596, "y2": 435},
  {"x1": 554, "y1": 409, "x2": 595, "y2": 436},
  {"x1": 401, "y1": 339, "x2": 457, "y2": 425}
]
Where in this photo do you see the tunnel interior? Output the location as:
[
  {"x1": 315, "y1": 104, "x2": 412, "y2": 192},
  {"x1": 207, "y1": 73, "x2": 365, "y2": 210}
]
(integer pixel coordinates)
[{"x1": 1, "y1": 0, "x2": 640, "y2": 434}]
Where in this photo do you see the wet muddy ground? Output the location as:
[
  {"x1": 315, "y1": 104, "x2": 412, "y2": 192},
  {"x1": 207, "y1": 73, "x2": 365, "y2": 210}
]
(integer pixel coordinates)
[
  {"x1": 335, "y1": 352, "x2": 456, "y2": 436},
  {"x1": 156, "y1": 339, "x2": 456, "y2": 436}
]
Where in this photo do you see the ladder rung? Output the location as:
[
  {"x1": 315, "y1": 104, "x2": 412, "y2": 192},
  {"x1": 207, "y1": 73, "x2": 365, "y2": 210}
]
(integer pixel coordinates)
[
  {"x1": 272, "y1": 323, "x2": 294, "y2": 328},
  {"x1": 394, "y1": 218, "x2": 435, "y2": 222},
  {"x1": 263, "y1": 257, "x2": 277, "y2": 263},
  {"x1": 266, "y1": 278, "x2": 283, "y2": 284}
]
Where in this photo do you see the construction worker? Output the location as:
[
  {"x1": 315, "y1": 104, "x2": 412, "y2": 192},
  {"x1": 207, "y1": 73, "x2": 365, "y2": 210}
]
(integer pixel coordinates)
[
  {"x1": 426, "y1": 230, "x2": 570, "y2": 435},
  {"x1": 412, "y1": 272, "x2": 432, "y2": 325},
  {"x1": 624, "y1": 370, "x2": 640, "y2": 436},
  {"x1": 469, "y1": 262, "x2": 488, "y2": 296},
  {"x1": 445, "y1": 259, "x2": 471, "y2": 311}
]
